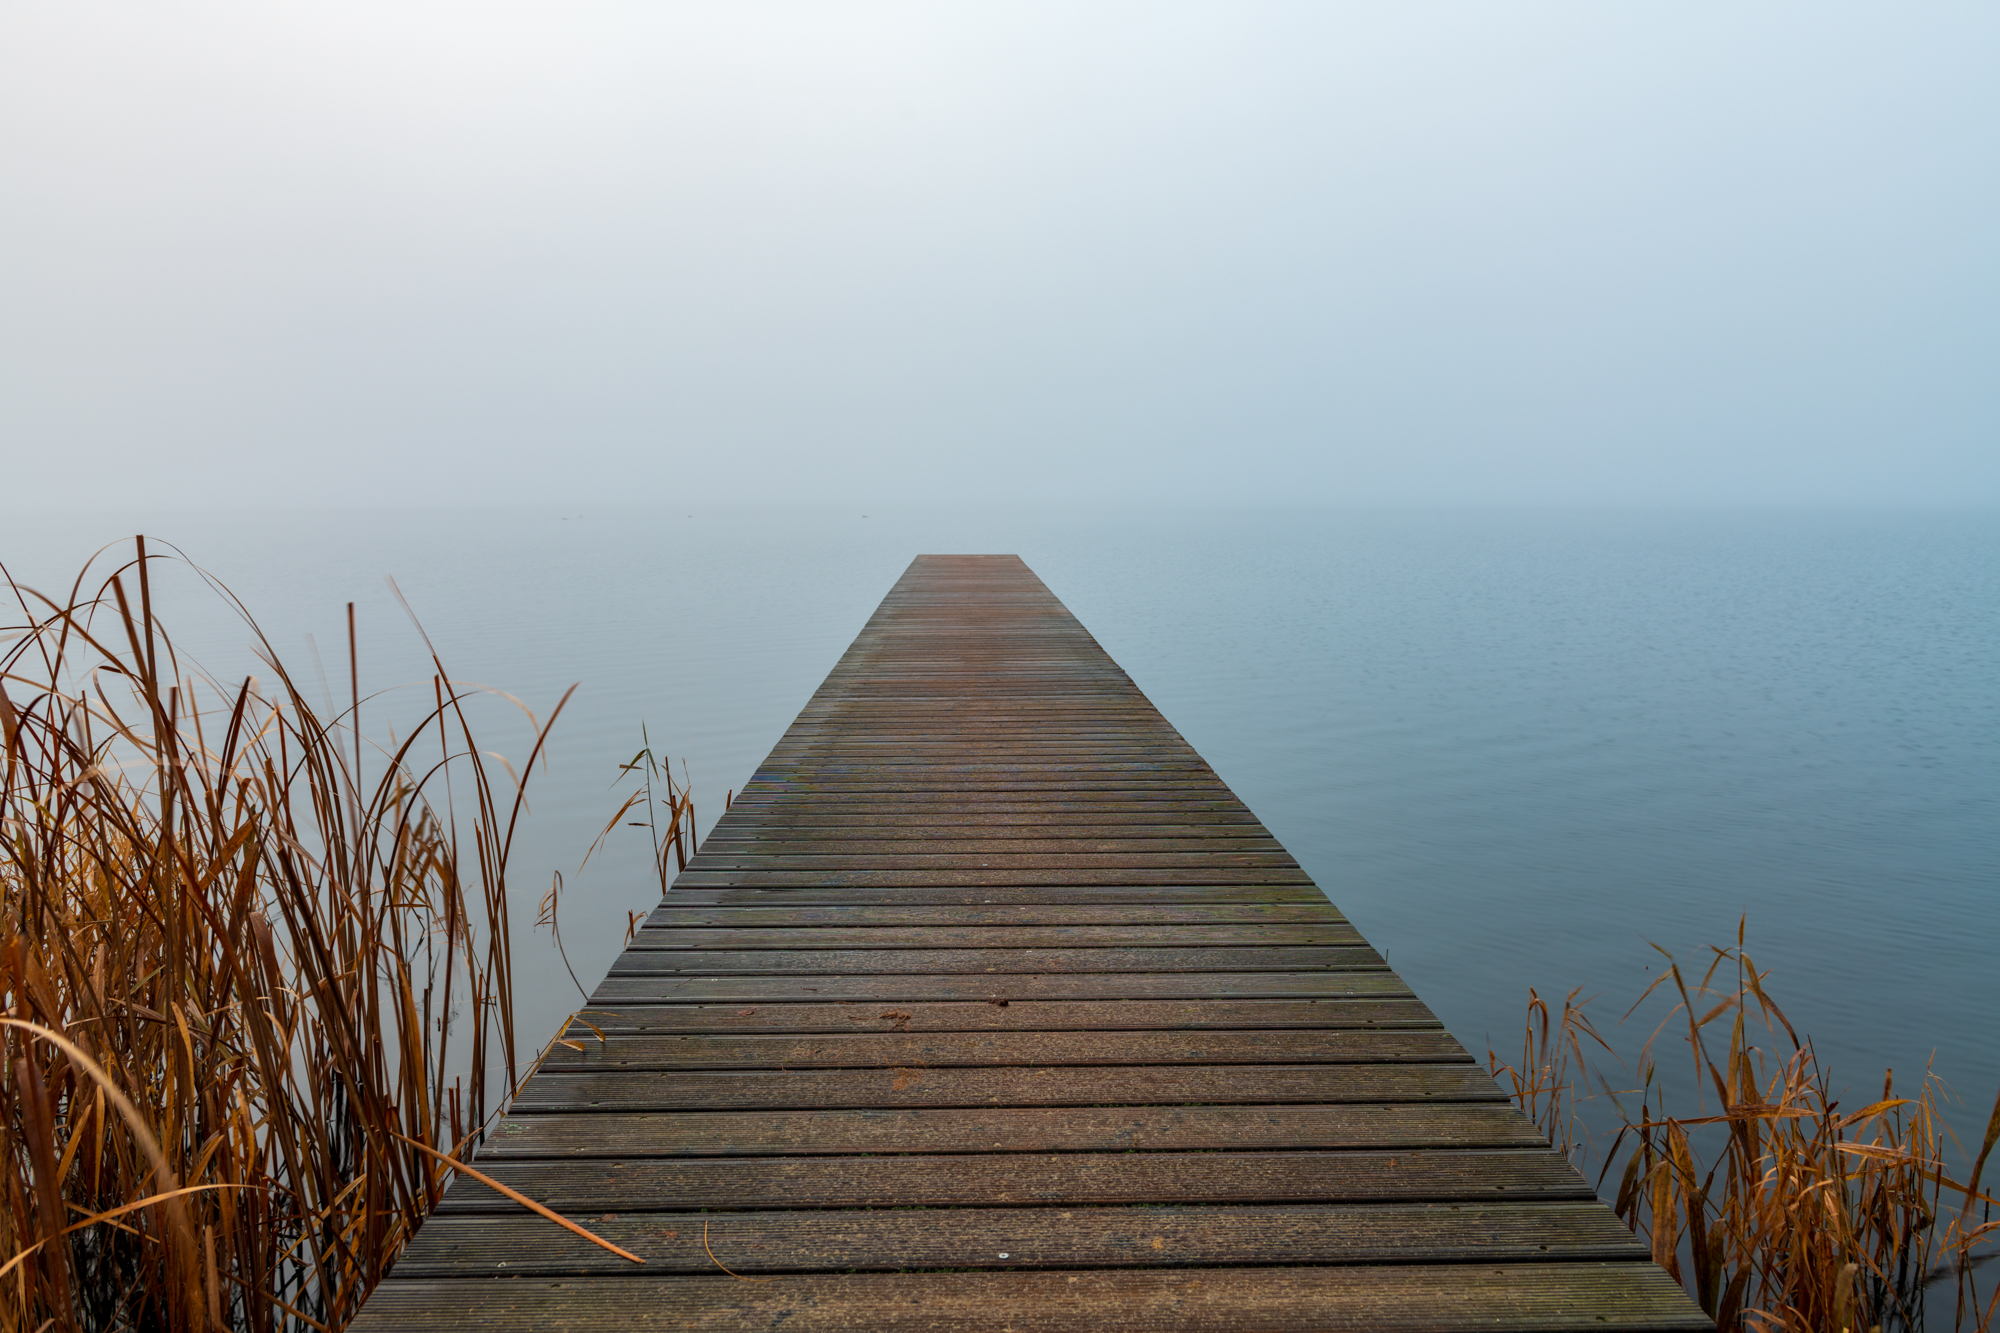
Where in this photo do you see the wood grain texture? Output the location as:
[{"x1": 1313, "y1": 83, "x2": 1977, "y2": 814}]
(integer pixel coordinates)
[
  {"x1": 431, "y1": 1148, "x2": 1598, "y2": 1212},
  {"x1": 351, "y1": 1264, "x2": 1711, "y2": 1332},
  {"x1": 479, "y1": 1103, "x2": 1544, "y2": 1157},
  {"x1": 629, "y1": 923, "x2": 1364, "y2": 948},
  {"x1": 690, "y1": 837, "x2": 1291, "y2": 854},
  {"x1": 354, "y1": 554, "x2": 1705, "y2": 1331},
  {"x1": 562, "y1": 997, "x2": 1443, "y2": 1035},
  {"x1": 641, "y1": 903, "x2": 1351, "y2": 926},
  {"x1": 505, "y1": 1062, "x2": 1509, "y2": 1112},
  {"x1": 606, "y1": 945, "x2": 1387, "y2": 975},
  {"x1": 667, "y1": 868, "x2": 1319, "y2": 886},
  {"x1": 651, "y1": 884, "x2": 1332, "y2": 906},
  {"x1": 585, "y1": 971, "x2": 1419, "y2": 1004},
  {"x1": 534, "y1": 1027, "x2": 1472, "y2": 1069},
  {"x1": 386, "y1": 1202, "x2": 1649, "y2": 1275}
]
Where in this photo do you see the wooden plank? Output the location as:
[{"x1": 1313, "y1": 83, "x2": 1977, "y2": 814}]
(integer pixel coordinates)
[
  {"x1": 769, "y1": 713, "x2": 1191, "y2": 722},
  {"x1": 693, "y1": 838, "x2": 1290, "y2": 854},
  {"x1": 538, "y1": 1028, "x2": 1471, "y2": 1069},
  {"x1": 719, "y1": 795, "x2": 1255, "y2": 811},
  {"x1": 433, "y1": 1148, "x2": 1597, "y2": 1212},
  {"x1": 753, "y1": 761, "x2": 1217, "y2": 774},
  {"x1": 710, "y1": 808, "x2": 1264, "y2": 823},
  {"x1": 667, "y1": 869, "x2": 1318, "y2": 886},
  {"x1": 700, "y1": 830, "x2": 1279, "y2": 844},
  {"x1": 563, "y1": 998, "x2": 1442, "y2": 1035},
  {"x1": 507, "y1": 1063, "x2": 1506, "y2": 1112},
  {"x1": 766, "y1": 723, "x2": 1193, "y2": 732},
  {"x1": 607, "y1": 945, "x2": 1385, "y2": 976},
  {"x1": 680, "y1": 853, "x2": 1302, "y2": 871},
  {"x1": 588, "y1": 971, "x2": 1416, "y2": 1004},
  {"x1": 757, "y1": 747, "x2": 1217, "y2": 758},
  {"x1": 702, "y1": 826, "x2": 1274, "y2": 840},
  {"x1": 385, "y1": 1202, "x2": 1650, "y2": 1276},
  {"x1": 703, "y1": 811, "x2": 1269, "y2": 827},
  {"x1": 769, "y1": 736, "x2": 1204, "y2": 746},
  {"x1": 642, "y1": 903, "x2": 1350, "y2": 927},
  {"x1": 349, "y1": 1264, "x2": 1711, "y2": 1331},
  {"x1": 480, "y1": 1103, "x2": 1540, "y2": 1157},
  {"x1": 742, "y1": 778, "x2": 1237, "y2": 790},
  {"x1": 655, "y1": 885, "x2": 1332, "y2": 906},
  {"x1": 775, "y1": 714, "x2": 1180, "y2": 721},
  {"x1": 629, "y1": 924, "x2": 1364, "y2": 948}
]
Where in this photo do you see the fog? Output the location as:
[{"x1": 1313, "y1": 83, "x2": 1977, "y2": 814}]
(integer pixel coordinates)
[{"x1": 2, "y1": 2, "x2": 1994, "y2": 509}]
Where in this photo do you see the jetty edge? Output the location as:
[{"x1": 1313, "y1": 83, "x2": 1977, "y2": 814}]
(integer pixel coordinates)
[{"x1": 352, "y1": 553, "x2": 1711, "y2": 1332}]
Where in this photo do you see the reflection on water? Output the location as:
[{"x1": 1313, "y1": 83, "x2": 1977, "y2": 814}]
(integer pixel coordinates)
[{"x1": 5, "y1": 505, "x2": 1995, "y2": 1118}]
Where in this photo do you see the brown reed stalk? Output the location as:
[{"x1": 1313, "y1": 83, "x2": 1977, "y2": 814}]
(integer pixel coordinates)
[
  {"x1": 0, "y1": 538, "x2": 582, "y2": 1330},
  {"x1": 543, "y1": 727, "x2": 695, "y2": 1003},
  {"x1": 1486, "y1": 984, "x2": 1612, "y2": 1171},
  {"x1": 1496, "y1": 922, "x2": 1999, "y2": 1333}
]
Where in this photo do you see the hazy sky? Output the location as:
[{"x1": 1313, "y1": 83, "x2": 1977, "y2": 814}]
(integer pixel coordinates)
[{"x1": 3, "y1": 2, "x2": 1994, "y2": 509}]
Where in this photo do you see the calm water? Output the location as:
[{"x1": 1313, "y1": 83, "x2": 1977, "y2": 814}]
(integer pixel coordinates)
[{"x1": 5, "y1": 505, "x2": 1996, "y2": 1132}]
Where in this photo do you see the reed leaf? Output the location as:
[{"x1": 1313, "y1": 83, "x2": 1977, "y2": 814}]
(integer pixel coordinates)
[
  {"x1": 1, "y1": 539, "x2": 583, "y2": 1330},
  {"x1": 1495, "y1": 921, "x2": 1999, "y2": 1332}
]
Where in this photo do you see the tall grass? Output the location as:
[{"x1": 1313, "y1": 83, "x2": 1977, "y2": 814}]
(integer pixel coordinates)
[
  {"x1": 1, "y1": 539, "x2": 573, "y2": 1330},
  {"x1": 573, "y1": 727, "x2": 695, "y2": 958},
  {"x1": 1492, "y1": 925, "x2": 2000, "y2": 1332}
]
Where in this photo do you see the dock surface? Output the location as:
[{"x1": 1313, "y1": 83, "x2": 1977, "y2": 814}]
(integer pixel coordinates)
[{"x1": 357, "y1": 555, "x2": 1707, "y2": 1331}]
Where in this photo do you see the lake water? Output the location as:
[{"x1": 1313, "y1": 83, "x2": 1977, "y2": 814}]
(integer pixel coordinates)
[{"x1": 5, "y1": 505, "x2": 1996, "y2": 1139}]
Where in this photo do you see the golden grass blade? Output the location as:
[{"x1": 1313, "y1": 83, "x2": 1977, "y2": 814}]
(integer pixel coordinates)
[
  {"x1": 703, "y1": 1220, "x2": 777, "y2": 1281},
  {"x1": 0, "y1": 1184, "x2": 265, "y2": 1285},
  {"x1": 0, "y1": 1019, "x2": 190, "y2": 1236},
  {"x1": 390, "y1": 1133, "x2": 642, "y2": 1265},
  {"x1": 1500, "y1": 926, "x2": 1996, "y2": 1333},
  {"x1": 1966, "y1": 1086, "x2": 2000, "y2": 1200},
  {"x1": 4, "y1": 539, "x2": 658, "y2": 1328}
]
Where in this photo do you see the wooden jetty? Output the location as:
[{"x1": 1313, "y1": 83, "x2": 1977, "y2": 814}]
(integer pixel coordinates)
[{"x1": 355, "y1": 555, "x2": 1709, "y2": 1331}]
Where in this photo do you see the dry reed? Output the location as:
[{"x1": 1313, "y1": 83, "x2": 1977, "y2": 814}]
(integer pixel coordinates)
[
  {"x1": 1, "y1": 538, "x2": 581, "y2": 1330},
  {"x1": 1492, "y1": 923, "x2": 2000, "y2": 1332}
]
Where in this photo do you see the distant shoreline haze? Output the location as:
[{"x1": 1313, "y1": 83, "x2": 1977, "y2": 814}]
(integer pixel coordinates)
[{"x1": 2, "y1": 5, "x2": 1994, "y2": 507}]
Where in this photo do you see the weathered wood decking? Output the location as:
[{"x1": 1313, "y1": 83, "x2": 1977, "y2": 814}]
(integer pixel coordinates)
[{"x1": 356, "y1": 555, "x2": 1709, "y2": 1331}]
